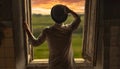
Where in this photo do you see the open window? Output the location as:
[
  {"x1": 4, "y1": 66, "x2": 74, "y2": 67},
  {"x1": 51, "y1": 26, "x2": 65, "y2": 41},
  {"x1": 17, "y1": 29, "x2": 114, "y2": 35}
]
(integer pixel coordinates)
[
  {"x1": 31, "y1": 0, "x2": 85, "y2": 59},
  {"x1": 23, "y1": 0, "x2": 99, "y2": 67}
]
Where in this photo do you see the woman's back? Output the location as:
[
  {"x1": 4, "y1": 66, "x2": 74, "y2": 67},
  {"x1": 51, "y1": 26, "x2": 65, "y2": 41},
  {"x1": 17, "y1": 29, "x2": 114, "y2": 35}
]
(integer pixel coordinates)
[{"x1": 44, "y1": 25, "x2": 75, "y2": 69}]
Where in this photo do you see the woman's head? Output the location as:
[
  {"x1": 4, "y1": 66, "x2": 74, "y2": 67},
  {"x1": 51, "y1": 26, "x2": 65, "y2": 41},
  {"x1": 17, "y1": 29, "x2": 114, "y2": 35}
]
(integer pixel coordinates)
[{"x1": 51, "y1": 4, "x2": 68, "y2": 24}]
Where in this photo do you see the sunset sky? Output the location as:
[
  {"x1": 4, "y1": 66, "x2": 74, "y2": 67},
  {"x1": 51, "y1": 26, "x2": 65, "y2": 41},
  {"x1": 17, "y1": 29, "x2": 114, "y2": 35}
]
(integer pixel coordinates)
[{"x1": 31, "y1": 0, "x2": 85, "y2": 15}]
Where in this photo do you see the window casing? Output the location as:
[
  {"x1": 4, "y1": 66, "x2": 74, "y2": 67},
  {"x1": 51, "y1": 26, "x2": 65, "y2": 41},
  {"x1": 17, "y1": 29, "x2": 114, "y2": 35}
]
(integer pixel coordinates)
[
  {"x1": 23, "y1": 0, "x2": 33, "y2": 63},
  {"x1": 23, "y1": 0, "x2": 99, "y2": 66},
  {"x1": 82, "y1": 0, "x2": 100, "y2": 66}
]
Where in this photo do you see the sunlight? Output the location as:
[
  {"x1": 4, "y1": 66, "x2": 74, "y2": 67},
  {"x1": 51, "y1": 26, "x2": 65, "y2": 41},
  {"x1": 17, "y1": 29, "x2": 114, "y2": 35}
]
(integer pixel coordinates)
[
  {"x1": 31, "y1": 0, "x2": 85, "y2": 15},
  {"x1": 32, "y1": 8, "x2": 51, "y2": 15}
]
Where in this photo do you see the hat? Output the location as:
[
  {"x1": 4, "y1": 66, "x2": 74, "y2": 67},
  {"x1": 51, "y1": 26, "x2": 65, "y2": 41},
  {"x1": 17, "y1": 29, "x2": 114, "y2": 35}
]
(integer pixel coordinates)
[{"x1": 51, "y1": 4, "x2": 68, "y2": 24}]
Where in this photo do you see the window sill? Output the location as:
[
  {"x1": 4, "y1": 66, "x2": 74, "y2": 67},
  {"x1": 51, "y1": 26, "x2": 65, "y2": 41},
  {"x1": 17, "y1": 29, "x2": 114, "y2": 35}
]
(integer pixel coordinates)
[{"x1": 27, "y1": 58, "x2": 93, "y2": 69}]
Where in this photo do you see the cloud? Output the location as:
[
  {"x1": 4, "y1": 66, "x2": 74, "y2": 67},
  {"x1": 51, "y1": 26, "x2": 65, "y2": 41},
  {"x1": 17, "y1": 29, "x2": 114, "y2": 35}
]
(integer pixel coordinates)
[
  {"x1": 31, "y1": 0, "x2": 85, "y2": 14},
  {"x1": 32, "y1": 8, "x2": 51, "y2": 15},
  {"x1": 32, "y1": 0, "x2": 84, "y2": 5},
  {"x1": 59, "y1": 0, "x2": 81, "y2": 3},
  {"x1": 32, "y1": 0, "x2": 50, "y2": 4}
]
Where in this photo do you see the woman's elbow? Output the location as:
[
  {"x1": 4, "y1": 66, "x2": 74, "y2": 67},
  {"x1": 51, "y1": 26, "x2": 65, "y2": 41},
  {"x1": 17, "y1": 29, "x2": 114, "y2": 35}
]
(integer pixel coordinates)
[{"x1": 32, "y1": 41, "x2": 40, "y2": 47}]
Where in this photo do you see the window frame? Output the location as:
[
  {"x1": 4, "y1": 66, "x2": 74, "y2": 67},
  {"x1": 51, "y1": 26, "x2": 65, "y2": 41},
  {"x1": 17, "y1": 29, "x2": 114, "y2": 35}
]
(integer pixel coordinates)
[
  {"x1": 82, "y1": 0, "x2": 101, "y2": 66},
  {"x1": 23, "y1": 0, "x2": 33, "y2": 63},
  {"x1": 23, "y1": 0, "x2": 100, "y2": 67}
]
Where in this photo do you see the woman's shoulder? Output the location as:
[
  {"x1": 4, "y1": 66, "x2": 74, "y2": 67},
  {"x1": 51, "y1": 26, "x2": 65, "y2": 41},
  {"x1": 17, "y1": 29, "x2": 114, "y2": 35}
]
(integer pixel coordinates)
[{"x1": 43, "y1": 26, "x2": 53, "y2": 32}]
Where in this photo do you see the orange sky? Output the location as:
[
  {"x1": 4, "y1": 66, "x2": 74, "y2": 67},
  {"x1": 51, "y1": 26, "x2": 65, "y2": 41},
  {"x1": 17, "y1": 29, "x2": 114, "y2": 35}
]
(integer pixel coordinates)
[{"x1": 32, "y1": 0, "x2": 85, "y2": 15}]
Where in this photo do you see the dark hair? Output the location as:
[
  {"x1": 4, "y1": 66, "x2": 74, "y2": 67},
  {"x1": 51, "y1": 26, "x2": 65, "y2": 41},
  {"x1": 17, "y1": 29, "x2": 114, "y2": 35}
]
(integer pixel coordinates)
[{"x1": 51, "y1": 4, "x2": 68, "y2": 24}]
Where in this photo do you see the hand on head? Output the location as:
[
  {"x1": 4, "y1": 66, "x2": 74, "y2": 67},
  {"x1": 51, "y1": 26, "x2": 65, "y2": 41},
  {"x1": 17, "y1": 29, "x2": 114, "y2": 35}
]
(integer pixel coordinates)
[{"x1": 63, "y1": 5, "x2": 71, "y2": 14}]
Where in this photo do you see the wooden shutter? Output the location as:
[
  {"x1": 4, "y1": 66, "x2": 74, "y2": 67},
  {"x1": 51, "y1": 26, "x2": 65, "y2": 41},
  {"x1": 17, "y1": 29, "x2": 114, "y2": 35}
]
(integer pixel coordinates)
[
  {"x1": 23, "y1": 0, "x2": 33, "y2": 63},
  {"x1": 82, "y1": 0, "x2": 98, "y2": 66}
]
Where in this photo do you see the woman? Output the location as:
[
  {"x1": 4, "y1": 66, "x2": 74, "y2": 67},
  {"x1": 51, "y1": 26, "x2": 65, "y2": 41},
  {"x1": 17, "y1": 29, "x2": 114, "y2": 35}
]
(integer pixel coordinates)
[{"x1": 23, "y1": 4, "x2": 81, "y2": 69}]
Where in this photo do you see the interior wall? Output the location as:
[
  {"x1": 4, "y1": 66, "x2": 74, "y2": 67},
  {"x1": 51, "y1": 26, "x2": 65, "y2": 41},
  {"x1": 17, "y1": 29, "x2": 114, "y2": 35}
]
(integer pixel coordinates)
[
  {"x1": 80, "y1": 0, "x2": 120, "y2": 69},
  {"x1": 0, "y1": 0, "x2": 15, "y2": 69},
  {"x1": 103, "y1": 0, "x2": 120, "y2": 69},
  {"x1": 93, "y1": 0, "x2": 104, "y2": 69},
  {"x1": 95, "y1": 0, "x2": 120, "y2": 69},
  {"x1": 12, "y1": 0, "x2": 27, "y2": 69},
  {"x1": 0, "y1": 0, "x2": 27, "y2": 69}
]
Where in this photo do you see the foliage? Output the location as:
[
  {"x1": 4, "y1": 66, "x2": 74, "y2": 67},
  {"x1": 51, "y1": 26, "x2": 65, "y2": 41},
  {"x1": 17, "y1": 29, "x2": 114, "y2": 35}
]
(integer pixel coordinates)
[{"x1": 32, "y1": 14, "x2": 84, "y2": 59}]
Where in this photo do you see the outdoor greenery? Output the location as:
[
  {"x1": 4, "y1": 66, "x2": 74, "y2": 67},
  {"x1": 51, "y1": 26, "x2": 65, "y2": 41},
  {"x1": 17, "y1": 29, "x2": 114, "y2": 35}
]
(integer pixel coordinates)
[{"x1": 32, "y1": 14, "x2": 84, "y2": 59}]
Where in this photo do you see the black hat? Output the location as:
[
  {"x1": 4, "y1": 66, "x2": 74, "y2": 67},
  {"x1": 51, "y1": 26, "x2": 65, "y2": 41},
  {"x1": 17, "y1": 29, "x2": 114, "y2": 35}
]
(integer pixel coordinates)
[{"x1": 51, "y1": 4, "x2": 68, "y2": 24}]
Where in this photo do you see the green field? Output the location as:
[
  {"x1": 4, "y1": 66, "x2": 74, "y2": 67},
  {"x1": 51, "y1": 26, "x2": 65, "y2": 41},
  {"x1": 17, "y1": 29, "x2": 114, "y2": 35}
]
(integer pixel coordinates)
[{"x1": 32, "y1": 14, "x2": 84, "y2": 59}]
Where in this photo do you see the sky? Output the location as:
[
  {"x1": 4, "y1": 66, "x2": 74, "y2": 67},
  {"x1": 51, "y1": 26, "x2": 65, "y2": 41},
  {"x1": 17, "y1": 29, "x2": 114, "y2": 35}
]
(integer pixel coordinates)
[{"x1": 31, "y1": 0, "x2": 85, "y2": 15}]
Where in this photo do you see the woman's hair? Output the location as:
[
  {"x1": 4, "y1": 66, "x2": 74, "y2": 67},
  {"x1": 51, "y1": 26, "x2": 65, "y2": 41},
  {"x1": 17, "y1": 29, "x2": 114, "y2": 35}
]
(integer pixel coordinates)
[{"x1": 51, "y1": 4, "x2": 68, "y2": 24}]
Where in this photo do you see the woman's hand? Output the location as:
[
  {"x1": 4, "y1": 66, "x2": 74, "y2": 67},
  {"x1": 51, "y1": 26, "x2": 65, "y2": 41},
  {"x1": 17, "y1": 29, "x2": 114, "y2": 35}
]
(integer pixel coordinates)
[
  {"x1": 23, "y1": 22, "x2": 31, "y2": 31},
  {"x1": 63, "y1": 5, "x2": 71, "y2": 13}
]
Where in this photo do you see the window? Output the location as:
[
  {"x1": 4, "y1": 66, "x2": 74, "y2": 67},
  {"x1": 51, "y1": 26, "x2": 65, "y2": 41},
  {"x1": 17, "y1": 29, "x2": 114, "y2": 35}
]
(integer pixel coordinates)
[
  {"x1": 31, "y1": 0, "x2": 85, "y2": 59},
  {"x1": 23, "y1": 0, "x2": 99, "y2": 67}
]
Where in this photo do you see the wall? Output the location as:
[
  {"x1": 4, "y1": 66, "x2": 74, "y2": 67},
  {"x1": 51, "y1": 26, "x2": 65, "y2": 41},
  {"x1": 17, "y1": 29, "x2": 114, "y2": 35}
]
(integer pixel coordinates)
[
  {"x1": 104, "y1": 0, "x2": 120, "y2": 69},
  {"x1": 0, "y1": 0, "x2": 27, "y2": 69},
  {"x1": 95, "y1": 0, "x2": 120, "y2": 69},
  {"x1": 0, "y1": 0, "x2": 16, "y2": 69}
]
